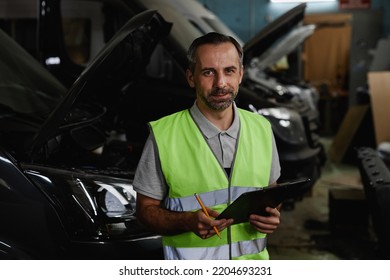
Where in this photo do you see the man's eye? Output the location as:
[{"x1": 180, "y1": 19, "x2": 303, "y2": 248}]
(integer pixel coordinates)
[
  {"x1": 203, "y1": 70, "x2": 214, "y2": 76},
  {"x1": 226, "y1": 68, "x2": 235, "y2": 75}
]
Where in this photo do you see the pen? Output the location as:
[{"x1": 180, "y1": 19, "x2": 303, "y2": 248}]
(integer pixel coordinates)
[{"x1": 194, "y1": 193, "x2": 222, "y2": 239}]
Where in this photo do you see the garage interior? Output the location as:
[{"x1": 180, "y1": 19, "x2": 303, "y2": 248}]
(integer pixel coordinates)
[{"x1": 1, "y1": 0, "x2": 390, "y2": 261}]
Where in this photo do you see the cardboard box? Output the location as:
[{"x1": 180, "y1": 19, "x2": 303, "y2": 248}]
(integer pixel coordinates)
[
  {"x1": 329, "y1": 104, "x2": 375, "y2": 163},
  {"x1": 367, "y1": 72, "x2": 390, "y2": 145}
]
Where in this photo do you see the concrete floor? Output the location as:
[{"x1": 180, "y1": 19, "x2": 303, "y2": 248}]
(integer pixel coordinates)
[{"x1": 267, "y1": 137, "x2": 380, "y2": 260}]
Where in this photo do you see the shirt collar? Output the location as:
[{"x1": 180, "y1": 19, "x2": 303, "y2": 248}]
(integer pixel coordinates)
[{"x1": 189, "y1": 102, "x2": 240, "y2": 140}]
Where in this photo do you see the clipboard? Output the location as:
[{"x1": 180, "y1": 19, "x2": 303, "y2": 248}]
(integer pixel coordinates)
[{"x1": 217, "y1": 178, "x2": 311, "y2": 224}]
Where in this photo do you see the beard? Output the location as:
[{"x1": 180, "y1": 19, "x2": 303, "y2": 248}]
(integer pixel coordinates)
[{"x1": 199, "y1": 87, "x2": 237, "y2": 111}]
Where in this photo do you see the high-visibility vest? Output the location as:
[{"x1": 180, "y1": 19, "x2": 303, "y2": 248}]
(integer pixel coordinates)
[{"x1": 150, "y1": 108, "x2": 273, "y2": 260}]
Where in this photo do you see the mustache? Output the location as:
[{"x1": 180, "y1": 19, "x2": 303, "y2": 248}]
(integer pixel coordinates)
[{"x1": 210, "y1": 88, "x2": 234, "y2": 95}]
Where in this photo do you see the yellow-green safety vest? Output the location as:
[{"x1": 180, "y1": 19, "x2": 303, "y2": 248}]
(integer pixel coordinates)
[{"x1": 150, "y1": 108, "x2": 273, "y2": 260}]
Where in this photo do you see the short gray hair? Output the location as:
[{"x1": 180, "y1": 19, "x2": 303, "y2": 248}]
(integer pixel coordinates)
[{"x1": 187, "y1": 32, "x2": 243, "y2": 73}]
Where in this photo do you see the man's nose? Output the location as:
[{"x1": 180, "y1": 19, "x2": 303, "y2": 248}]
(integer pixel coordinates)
[{"x1": 215, "y1": 73, "x2": 227, "y2": 88}]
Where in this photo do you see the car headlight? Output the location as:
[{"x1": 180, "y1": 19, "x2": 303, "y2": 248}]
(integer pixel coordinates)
[
  {"x1": 96, "y1": 181, "x2": 136, "y2": 218},
  {"x1": 23, "y1": 165, "x2": 140, "y2": 239}
]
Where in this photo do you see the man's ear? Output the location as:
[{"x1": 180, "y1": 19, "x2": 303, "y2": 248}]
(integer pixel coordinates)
[{"x1": 186, "y1": 69, "x2": 195, "y2": 88}]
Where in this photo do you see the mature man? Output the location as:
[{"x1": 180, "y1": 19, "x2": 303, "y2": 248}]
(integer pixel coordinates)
[{"x1": 133, "y1": 32, "x2": 281, "y2": 260}]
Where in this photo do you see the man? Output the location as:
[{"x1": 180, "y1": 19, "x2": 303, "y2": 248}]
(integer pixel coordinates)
[{"x1": 133, "y1": 32, "x2": 281, "y2": 260}]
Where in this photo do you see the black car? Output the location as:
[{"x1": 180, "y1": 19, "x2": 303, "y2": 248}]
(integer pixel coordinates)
[{"x1": 0, "y1": 9, "x2": 169, "y2": 259}]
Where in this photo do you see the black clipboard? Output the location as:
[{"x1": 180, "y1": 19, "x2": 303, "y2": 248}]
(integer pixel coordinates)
[{"x1": 217, "y1": 178, "x2": 311, "y2": 224}]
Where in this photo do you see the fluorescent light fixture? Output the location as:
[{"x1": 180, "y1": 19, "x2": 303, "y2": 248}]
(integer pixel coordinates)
[
  {"x1": 270, "y1": 0, "x2": 336, "y2": 2},
  {"x1": 45, "y1": 57, "x2": 61, "y2": 65}
]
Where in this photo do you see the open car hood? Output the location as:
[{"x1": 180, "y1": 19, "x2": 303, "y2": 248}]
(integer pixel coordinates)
[
  {"x1": 243, "y1": 3, "x2": 309, "y2": 66},
  {"x1": 252, "y1": 24, "x2": 315, "y2": 72},
  {"x1": 30, "y1": 10, "x2": 171, "y2": 155}
]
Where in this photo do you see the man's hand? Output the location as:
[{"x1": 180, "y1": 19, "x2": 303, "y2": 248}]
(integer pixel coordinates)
[
  {"x1": 248, "y1": 206, "x2": 281, "y2": 234},
  {"x1": 136, "y1": 193, "x2": 233, "y2": 238},
  {"x1": 192, "y1": 207, "x2": 233, "y2": 239}
]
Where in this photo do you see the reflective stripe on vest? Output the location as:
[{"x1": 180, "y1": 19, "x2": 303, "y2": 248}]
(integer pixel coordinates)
[
  {"x1": 150, "y1": 108, "x2": 273, "y2": 260},
  {"x1": 164, "y1": 186, "x2": 262, "y2": 212},
  {"x1": 164, "y1": 238, "x2": 268, "y2": 260}
]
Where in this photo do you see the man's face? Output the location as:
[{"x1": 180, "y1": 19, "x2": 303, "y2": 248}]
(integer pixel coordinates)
[{"x1": 186, "y1": 42, "x2": 243, "y2": 112}]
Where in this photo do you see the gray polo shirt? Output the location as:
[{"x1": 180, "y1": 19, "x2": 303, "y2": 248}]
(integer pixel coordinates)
[{"x1": 133, "y1": 102, "x2": 281, "y2": 200}]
